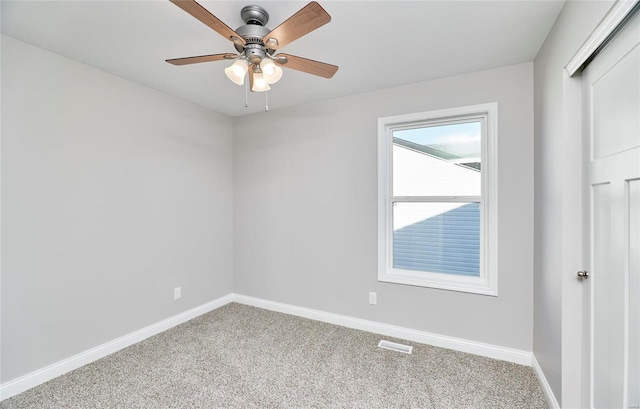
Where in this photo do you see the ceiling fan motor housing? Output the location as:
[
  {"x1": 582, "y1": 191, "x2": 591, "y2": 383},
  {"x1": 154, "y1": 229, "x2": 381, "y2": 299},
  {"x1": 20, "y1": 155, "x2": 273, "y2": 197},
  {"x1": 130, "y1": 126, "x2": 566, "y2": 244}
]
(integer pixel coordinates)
[
  {"x1": 243, "y1": 44, "x2": 267, "y2": 64},
  {"x1": 234, "y1": 5, "x2": 274, "y2": 61}
]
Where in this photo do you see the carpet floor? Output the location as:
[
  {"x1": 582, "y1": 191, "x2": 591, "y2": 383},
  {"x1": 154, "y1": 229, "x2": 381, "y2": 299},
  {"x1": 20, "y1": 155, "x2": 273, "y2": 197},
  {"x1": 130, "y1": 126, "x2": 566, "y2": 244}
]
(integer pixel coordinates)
[{"x1": 0, "y1": 303, "x2": 549, "y2": 408}]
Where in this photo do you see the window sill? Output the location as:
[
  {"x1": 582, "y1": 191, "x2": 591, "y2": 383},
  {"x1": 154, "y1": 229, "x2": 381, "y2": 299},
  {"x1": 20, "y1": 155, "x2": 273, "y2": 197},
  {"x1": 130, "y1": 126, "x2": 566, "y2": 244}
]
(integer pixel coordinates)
[{"x1": 378, "y1": 268, "x2": 498, "y2": 296}]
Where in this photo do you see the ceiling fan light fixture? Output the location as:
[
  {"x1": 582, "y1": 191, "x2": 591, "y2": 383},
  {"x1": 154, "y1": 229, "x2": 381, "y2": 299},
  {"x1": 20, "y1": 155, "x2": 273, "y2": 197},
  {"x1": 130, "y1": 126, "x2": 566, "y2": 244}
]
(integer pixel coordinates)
[
  {"x1": 251, "y1": 72, "x2": 271, "y2": 92},
  {"x1": 260, "y1": 59, "x2": 283, "y2": 84},
  {"x1": 224, "y1": 59, "x2": 249, "y2": 85}
]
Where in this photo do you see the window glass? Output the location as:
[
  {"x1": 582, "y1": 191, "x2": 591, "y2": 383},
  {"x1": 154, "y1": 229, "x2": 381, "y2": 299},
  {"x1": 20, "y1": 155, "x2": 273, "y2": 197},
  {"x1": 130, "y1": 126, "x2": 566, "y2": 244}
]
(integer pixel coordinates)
[
  {"x1": 392, "y1": 122, "x2": 481, "y2": 197},
  {"x1": 392, "y1": 202, "x2": 480, "y2": 276}
]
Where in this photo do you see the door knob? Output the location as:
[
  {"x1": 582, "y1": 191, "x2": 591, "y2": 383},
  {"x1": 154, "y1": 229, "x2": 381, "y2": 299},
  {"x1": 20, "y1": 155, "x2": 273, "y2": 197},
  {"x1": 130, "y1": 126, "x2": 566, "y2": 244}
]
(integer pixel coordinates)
[{"x1": 577, "y1": 270, "x2": 589, "y2": 279}]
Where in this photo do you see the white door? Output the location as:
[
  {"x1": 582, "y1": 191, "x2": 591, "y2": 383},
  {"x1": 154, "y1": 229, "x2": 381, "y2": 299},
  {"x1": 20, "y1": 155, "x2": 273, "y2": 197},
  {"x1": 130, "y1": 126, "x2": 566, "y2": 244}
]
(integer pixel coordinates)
[{"x1": 581, "y1": 9, "x2": 640, "y2": 409}]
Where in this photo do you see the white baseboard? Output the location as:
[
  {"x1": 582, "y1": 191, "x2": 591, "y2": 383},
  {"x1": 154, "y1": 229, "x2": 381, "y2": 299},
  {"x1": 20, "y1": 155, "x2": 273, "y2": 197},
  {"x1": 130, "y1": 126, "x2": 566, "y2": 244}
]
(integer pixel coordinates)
[
  {"x1": 231, "y1": 294, "x2": 533, "y2": 366},
  {"x1": 2, "y1": 292, "x2": 535, "y2": 401},
  {"x1": 532, "y1": 355, "x2": 560, "y2": 409},
  {"x1": 0, "y1": 294, "x2": 235, "y2": 401}
]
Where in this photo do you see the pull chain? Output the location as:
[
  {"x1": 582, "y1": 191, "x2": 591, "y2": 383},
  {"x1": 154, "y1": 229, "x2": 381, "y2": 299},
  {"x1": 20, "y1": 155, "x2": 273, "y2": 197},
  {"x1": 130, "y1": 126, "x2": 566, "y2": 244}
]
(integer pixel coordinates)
[{"x1": 265, "y1": 90, "x2": 269, "y2": 112}]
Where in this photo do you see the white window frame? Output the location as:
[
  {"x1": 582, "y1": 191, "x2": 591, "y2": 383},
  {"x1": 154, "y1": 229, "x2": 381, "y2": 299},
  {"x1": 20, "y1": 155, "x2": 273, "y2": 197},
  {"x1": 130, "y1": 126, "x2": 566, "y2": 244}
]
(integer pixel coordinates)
[{"x1": 377, "y1": 103, "x2": 498, "y2": 296}]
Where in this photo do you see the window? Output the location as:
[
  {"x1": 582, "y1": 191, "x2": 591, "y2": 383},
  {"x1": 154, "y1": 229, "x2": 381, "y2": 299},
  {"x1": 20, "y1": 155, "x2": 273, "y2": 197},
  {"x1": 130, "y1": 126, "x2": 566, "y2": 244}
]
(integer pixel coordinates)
[{"x1": 377, "y1": 103, "x2": 498, "y2": 295}]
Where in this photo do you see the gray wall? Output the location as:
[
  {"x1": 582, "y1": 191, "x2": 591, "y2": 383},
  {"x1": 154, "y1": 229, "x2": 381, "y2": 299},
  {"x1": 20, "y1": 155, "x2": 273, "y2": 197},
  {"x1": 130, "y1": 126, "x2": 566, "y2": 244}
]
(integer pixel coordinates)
[
  {"x1": 532, "y1": 0, "x2": 615, "y2": 403},
  {"x1": 234, "y1": 62, "x2": 534, "y2": 350},
  {"x1": 1, "y1": 36, "x2": 234, "y2": 382}
]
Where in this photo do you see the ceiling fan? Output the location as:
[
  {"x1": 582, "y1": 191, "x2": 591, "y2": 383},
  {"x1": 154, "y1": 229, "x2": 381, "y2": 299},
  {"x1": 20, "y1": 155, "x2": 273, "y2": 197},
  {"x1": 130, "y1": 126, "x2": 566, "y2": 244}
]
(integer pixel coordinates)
[{"x1": 166, "y1": 0, "x2": 338, "y2": 93}]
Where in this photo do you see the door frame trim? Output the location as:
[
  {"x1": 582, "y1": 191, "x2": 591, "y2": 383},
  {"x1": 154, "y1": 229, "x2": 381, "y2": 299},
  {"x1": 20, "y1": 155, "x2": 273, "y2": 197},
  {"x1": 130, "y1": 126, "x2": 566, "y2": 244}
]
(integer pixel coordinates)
[{"x1": 560, "y1": 70, "x2": 585, "y2": 409}]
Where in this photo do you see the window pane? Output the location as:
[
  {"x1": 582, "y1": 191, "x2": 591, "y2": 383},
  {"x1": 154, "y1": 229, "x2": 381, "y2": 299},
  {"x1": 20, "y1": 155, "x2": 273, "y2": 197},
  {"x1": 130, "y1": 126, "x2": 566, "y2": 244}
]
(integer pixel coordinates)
[
  {"x1": 393, "y1": 122, "x2": 481, "y2": 197},
  {"x1": 393, "y1": 202, "x2": 480, "y2": 277}
]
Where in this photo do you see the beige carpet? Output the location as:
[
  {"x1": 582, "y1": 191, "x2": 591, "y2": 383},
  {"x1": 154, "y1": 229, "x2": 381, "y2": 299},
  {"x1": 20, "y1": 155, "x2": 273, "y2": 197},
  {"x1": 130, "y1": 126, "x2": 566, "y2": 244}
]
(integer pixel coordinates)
[{"x1": 0, "y1": 303, "x2": 548, "y2": 408}]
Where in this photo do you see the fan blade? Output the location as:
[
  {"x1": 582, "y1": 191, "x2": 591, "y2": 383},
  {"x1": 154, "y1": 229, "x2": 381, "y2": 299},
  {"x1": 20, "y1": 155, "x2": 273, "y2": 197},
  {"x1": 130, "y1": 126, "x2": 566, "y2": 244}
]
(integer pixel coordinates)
[
  {"x1": 170, "y1": 0, "x2": 246, "y2": 46},
  {"x1": 248, "y1": 65, "x2": 255, "y2": 92},
  {"x1": 276, "y1": 54, "x2": 338, "y2": 78},
  {"x1": 262, "y1": 2, "x2": 330, "y2": 50},
  {"x1": 166, "y1": 53, "x2": 237, "y2": 66}
]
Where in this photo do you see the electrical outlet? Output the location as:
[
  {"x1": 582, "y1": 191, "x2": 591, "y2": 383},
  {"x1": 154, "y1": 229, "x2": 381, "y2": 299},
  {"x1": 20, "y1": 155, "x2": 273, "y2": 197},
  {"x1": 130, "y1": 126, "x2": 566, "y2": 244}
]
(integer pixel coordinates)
[
  {"x1": 369, "y1": 292, "x2": 377, "y2": 305},
  {"x1": 174, "y1": 287, "x2": 181, "y2": 300}
]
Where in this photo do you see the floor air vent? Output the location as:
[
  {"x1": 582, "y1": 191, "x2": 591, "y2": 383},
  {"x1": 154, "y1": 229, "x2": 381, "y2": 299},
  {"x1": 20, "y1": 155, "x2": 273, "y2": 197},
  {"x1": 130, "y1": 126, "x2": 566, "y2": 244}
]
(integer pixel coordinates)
[{"x1": 378, "y1": 340, "x2": 413, "y2": 354}]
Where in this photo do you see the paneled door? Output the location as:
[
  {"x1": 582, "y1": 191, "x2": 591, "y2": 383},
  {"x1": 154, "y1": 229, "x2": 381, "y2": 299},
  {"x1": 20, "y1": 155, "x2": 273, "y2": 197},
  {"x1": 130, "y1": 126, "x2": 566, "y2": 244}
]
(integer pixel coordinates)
[{"x1": 581, "y1": 9, "x2": 640, "y2": 409}]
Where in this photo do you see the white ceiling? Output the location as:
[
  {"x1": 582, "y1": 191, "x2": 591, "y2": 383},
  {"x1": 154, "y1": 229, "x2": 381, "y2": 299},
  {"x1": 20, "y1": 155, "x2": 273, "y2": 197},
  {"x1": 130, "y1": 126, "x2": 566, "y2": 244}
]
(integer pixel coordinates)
[{"x1": 1, "y1": 0, "x2": 565, "y2": 117}]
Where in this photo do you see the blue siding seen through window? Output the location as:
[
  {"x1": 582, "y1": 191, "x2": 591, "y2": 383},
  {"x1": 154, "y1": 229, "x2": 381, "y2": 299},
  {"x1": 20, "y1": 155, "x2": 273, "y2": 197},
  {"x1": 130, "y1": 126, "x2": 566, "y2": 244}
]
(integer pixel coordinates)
[{"x1": 393, "y1": 203, "x2": 480, "y2": 277}]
